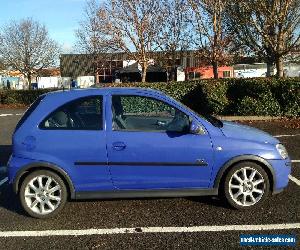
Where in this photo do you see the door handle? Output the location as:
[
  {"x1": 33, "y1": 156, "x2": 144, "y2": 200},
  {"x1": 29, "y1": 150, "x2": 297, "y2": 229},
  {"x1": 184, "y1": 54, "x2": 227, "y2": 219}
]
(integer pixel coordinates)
[{"x1": 112, "y1": 142, "x2": 126, "y2": 151}]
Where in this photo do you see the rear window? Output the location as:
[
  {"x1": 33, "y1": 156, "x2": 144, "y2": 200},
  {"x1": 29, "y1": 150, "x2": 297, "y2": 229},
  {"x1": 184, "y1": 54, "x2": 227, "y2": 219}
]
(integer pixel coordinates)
[{"x1": 14, "y1": 95, "x2": 45, "y2": 133}]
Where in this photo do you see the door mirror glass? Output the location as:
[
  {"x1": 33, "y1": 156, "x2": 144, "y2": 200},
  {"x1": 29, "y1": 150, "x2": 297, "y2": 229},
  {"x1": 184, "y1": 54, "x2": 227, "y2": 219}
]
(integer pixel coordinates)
[{"x1": 190, "y1": 120, "x2": 205, "y2": 135}]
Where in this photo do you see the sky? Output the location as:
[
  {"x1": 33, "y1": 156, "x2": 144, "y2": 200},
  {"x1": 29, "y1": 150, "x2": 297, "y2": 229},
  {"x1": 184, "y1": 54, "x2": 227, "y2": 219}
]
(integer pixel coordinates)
[{"x1": 0, "y1": 0, "x2": 88, "y2": 53}]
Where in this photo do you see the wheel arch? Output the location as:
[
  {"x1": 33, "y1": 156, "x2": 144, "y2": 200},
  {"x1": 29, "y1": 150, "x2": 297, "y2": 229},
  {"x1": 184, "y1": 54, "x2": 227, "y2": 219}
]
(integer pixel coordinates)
[
  {"x1": 213, "y1": 155, "x2": 275, "y2": 193},
  {"x1": 13, "y1": 162, "x2": 75, "y2": 199}
]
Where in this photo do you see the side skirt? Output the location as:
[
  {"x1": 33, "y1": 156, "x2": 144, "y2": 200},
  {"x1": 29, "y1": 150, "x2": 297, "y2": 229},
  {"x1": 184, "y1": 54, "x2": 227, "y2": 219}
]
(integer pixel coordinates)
[{"x1": 75, "y1": 188, "x2": 218, "y2": 200}]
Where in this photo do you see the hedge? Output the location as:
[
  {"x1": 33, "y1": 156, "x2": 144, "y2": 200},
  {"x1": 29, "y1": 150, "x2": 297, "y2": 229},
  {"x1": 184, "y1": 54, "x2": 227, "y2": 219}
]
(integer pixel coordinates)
[
  {"x1": 0, "y1": 78, "x2": 299, "y2": 117},
  {"x1": 0, "y1": 89, "x2": 54, "y2": 105},
  {"x1": 108, "y1": 78, "x2": 300, "y2": 117}
]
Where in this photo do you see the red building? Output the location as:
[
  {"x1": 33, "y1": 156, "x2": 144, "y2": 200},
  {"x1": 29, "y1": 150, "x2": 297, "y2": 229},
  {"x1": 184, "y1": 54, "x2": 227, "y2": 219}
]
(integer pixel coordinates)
[{"x1": 186, "y1": 66, "x2": 234, "y2": 80}]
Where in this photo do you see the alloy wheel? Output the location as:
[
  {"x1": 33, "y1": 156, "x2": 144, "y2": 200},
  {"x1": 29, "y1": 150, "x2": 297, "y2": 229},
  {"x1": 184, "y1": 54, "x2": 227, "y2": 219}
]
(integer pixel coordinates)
[
  {"x1": 228, "y1": 167, "x2": 265, "y2": 207},
  {"x1": 24, "y1": 175, "x2": 62, "y2": 215}
]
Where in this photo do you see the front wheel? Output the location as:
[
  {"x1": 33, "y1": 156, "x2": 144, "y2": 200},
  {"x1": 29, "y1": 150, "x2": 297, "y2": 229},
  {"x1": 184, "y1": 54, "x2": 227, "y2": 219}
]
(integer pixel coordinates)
[
  {"x1": 223, "y1": 162, "x2": 270, "y2": 209},
  {"x1": 20, "y1": 170, "x2": 67, "y2": 218}
]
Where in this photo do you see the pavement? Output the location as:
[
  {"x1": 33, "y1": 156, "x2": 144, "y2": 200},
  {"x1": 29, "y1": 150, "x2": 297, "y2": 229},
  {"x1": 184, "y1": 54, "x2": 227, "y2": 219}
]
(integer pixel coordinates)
[
  {"x1": 217, "y1": 116, "x2": 282, "y2": 121},
  {"x1": 0, "y1": 110, "x2": 299, "y2": 249}
]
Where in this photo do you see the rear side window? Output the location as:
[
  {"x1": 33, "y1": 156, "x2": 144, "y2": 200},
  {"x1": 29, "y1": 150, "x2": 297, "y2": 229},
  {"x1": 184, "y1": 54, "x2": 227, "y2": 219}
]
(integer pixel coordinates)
[
  {"x1": 40, "y1": 96, "x2": 103, "y2": 130},
  {"x1": 14, "y1": 95, "x2": 46, "y2": 133}
]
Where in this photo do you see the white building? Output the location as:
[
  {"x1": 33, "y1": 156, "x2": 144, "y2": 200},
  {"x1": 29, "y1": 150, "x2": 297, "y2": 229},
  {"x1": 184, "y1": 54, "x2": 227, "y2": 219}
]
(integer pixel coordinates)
[
  {"x1": 37, "y1": 76, "x2": 60, "y2": 89},
  {"x1": 234, "y1": 62, "x2": 300, "y2": 78},
  {"x1": 283, "y1": 63, "x2": 300, "y2": 77},
  {"x1": 234, "y1": 63, "x2": 269, "y2": 78}
]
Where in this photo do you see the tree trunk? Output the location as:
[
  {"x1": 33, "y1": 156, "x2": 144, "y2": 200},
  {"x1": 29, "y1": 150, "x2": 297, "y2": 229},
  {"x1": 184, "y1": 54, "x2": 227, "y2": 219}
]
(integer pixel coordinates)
[
  {"x1": 94, "y1": 60, "x2": 98, "y2": 85},
  {"x1": 266, "y1": 61, "x2": 274, "y2": 77},
  {"x1": 141, "y1": 64, "x2": 147, "y2": 83},
  {"x1": 212, "y1": 61, "x2": 218, "y2": 79},
  {"x1": 93, "y1": 54, "x2": 99, "y2": 85},
  {"x1": 170, "y1": 67, "x2": 176, "y2": 81},
  {"x1": 276, "y1": 57, "x2": 284, "y2": 78},
  {"x1": 27, "y1": 73, "x2": 32, "y2": 89},
  {"x1": 171, "y1": 53, "x2": 177, "y2": 82}
]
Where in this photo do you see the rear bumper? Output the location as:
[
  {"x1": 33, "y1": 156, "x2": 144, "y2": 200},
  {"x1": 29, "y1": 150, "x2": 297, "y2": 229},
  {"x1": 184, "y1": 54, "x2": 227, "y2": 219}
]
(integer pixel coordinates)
[{"x1": 268, "y1": 159, "x2": 291, "y2": 194}]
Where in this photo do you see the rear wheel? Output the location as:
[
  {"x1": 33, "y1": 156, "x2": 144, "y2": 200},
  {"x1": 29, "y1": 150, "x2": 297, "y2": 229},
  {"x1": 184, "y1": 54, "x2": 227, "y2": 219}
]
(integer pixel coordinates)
[
  {"x1": 223, "y1": 162, "x2": 270, "y2": 209},
  {"x1": 20, "y1": 170, "x2": 67, "y2": 218}
]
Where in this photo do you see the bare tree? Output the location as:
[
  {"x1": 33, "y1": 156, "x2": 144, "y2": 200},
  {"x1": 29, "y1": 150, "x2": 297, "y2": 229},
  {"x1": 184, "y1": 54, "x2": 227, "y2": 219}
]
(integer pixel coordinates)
[
  {"x1": 0, "y1": 18, "x2": 60, "y2": 87},
  {"x1": 0, "y1": 60, "x2": 5, "y2": 71},
  {"x1": 189, "y1": 0, "x2": 232, "y2": 79},
  {"x1": 83, "y1": 0, "x2": 163, "y2": 83},
  {"x1": 226, "y1": 0, "x2": 300, "y2": 77},
  {"x1": 154, "y1": 0, "x2": 192, "y2": 81},
  {"x1": 76, "y1": 0, "x2": 117, "y2": 84},
  {"x1": 76, "y1": 0, "x2": 104, "y2": 54}
]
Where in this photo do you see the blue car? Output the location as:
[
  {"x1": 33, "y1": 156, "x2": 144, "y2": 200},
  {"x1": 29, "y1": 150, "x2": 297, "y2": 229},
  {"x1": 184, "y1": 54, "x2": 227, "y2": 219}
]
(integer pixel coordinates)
[{"x1": 8, "y1": 88, "x2": 291, "y2": 218}]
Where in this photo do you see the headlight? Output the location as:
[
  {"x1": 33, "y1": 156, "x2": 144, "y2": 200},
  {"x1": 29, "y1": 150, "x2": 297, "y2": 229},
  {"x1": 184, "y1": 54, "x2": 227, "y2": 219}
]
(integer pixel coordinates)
[{"x1": 276, "y1": 144, "x2": 288, "y2": 159}]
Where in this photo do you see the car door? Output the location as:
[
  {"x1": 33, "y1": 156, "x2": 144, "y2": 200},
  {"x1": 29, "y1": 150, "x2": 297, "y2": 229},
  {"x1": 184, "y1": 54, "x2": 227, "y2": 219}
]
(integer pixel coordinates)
[
  {"x1": 35, "y1": 95, "x2": 112, "y2": 192},
  {"x1": 106, "y1": 93, "x2": 214, "y2": 190}
]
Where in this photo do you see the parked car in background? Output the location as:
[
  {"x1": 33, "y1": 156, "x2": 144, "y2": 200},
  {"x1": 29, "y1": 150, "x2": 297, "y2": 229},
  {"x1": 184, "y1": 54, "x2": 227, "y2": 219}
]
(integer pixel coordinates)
[{"x1": 8, "y1": 88, "x2": 291, "y2": 218}]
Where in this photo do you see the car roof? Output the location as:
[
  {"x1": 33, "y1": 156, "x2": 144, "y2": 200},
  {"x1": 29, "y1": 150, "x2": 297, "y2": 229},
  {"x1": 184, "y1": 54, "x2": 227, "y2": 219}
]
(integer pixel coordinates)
[
  {"x1": 35, "y1": 87, "x2": 171, "y2": 114},
  {"x1": 44, "y1": 87, "x2": 165, "y2": 98}
]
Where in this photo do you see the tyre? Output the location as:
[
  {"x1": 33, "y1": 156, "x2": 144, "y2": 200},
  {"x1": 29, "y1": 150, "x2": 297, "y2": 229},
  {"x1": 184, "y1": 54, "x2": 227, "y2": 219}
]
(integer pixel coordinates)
[
  {"x1": 223, "y1": 162, "x2": 270, "y2": 209},
  {"x1": 20, "y1": 170, "x2": 67, "y2": 219}
]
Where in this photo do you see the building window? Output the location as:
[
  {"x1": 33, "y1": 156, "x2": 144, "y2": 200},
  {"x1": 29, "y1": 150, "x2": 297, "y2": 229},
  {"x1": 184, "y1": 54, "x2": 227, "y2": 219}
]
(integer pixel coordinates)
[
  {"x1": 223, "y1": 71, "x2": 231, "y2": 78},
  {"x1": 97, "y1": 60, "x2": 123, "y2": 83},
  {"x1": 195, "y1": 72, "x2": 201, "y2": 79},
  {"x1": 186, "y1": 58, "x2": 190, "y2": 68},
  {"x1": 188, "y1": 72, "x2": 201, "y2": 80}
]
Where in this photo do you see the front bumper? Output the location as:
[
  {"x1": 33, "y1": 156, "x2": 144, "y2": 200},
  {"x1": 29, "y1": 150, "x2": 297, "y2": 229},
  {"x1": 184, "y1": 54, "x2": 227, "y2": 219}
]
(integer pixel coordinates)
[{"x1": 268, "y1": 159, "x2": 291, "y2": 193}]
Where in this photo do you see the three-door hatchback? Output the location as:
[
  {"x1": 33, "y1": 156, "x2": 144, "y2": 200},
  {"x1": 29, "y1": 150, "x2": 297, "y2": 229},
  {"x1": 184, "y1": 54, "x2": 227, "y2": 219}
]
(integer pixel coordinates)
[{"x1": 8, "y1": 88, "x2": 291, "y2": 218}]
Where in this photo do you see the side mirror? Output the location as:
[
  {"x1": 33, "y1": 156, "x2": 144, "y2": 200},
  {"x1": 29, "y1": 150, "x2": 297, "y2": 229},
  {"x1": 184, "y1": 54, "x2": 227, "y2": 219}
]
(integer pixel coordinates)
[{"x1": 190, "y1": 120, "x2": 205, "y2": 135}]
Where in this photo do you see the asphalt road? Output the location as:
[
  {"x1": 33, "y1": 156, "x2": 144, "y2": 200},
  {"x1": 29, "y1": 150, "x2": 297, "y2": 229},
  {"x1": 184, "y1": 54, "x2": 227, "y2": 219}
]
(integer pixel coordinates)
[{"x1": 0, "y1": 110, "x2": 299, "y2": 249}]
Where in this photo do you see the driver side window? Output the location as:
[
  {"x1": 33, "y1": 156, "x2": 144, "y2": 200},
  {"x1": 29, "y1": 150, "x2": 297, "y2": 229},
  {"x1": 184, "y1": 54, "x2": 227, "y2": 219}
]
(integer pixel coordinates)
[
  {"x1": 112, "y1": 95, "x2": 190, "y2": 133},
  {"x1": 40, "y1": 96, "x2": 103, "y2": 130}
]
